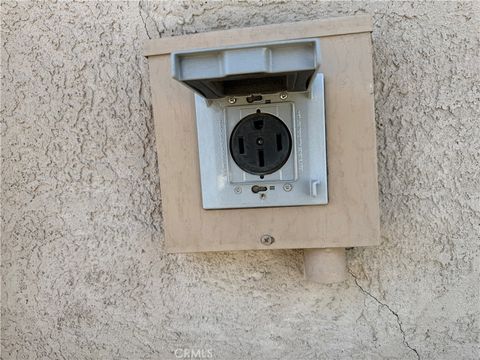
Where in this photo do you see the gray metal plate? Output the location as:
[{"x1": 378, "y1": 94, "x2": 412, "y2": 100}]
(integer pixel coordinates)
[{"x1": 195, "y1": 73, "x2": 328, "y2": 209}]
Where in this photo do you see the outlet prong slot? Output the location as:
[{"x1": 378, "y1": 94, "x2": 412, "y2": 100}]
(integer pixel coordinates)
[
  {"x1": 258, "y1": 150, "x2": 265, "y2": 167},
  {"x1": 276, "y1": 133, "x2": 283, "y2": 151},
  {"x1": 238, "y1": 137, "x2": 245, "y2": 154}
]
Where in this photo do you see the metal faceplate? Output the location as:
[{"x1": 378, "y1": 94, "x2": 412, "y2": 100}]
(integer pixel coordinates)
[{"x1": 195, "y1": 73, "x2": 328, "y2": 209}]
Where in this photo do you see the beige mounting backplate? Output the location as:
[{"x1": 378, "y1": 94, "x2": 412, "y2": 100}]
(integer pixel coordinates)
[{"x1": 144, "y1": 15, "x2": 380, "y2": 253}]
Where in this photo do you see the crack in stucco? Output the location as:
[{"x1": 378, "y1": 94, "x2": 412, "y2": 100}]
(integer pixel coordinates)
[
  {"x1": 349, "y1": 270, "x2": 421, "y2": 360},
  {"x1": 138, "y1": 2, "x2": 152, "y2": 40}
]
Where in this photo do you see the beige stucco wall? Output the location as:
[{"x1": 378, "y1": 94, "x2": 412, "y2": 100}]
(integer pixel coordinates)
[{"x1": 1, "y1": 1, "x2": 479, "y2": 359}]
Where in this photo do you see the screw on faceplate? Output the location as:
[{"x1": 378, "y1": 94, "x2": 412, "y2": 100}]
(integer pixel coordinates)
[
  {"x1": 279, "y1": 92, "x2": 288, "y2": 100},
  {"x1": 228, "y1": 97, "x2": 237, "y2": 104},
  {"x1": 234, "y1": 186, "x2": 242, "y2": 194},
  {"x1": 283, "y1": 183, "x2": 293, "y2": 192},
  {"x1": 260, "y1": 234, "x2": 275, "y2": 246}
]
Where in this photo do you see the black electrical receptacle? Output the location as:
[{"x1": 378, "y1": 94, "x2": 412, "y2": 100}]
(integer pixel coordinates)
[{"x1": 229, "y1": 112, "x2": 292, "y2": 176}]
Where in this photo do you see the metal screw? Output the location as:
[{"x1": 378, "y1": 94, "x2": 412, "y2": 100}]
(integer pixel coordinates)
[
  {"x1": 234, "y1": 186, "x2": 242, "y2": 194},
  {"x1": 283, "y1": 183, "x2": 293, "y2": 192},
  {"x1": 260, "y1": 234, "x2": 275, "y2": 246},
  {"x1": 228, "y1": 97, "x2": 237, "y2": 104},
  {"x1": 280, "y1": 92, "x2": 288, "y2": 100}
]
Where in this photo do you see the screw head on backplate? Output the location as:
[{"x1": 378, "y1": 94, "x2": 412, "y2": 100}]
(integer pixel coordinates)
[
  {"x1": 283, "y1": 183, "x2": 293, "y2": 192},
  {"x1": 260, "y1": 234, "x2": 275, "y2": 245}
]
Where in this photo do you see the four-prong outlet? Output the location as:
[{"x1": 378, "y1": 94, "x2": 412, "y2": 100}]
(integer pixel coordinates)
[
  {"x1": 194, "y1": 73, "x2": 328, "y2": 209},
  {"x1": 230, "y1": 111, "x2": 292, "y2": 176}
]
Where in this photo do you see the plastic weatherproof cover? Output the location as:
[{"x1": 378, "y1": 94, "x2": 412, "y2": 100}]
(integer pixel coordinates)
[{"x1": 171, "y1": 39, "x2": 320, "y2": 99}]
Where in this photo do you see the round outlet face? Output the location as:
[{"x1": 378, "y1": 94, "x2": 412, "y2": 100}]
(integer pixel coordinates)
[{"x1": 230, "y1": 112, "x2": 292, "y2": 175}]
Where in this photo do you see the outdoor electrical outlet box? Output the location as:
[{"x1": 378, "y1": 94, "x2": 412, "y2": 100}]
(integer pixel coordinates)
[
  {"x1": 172, "y1": 39, "x2": 328, "y2": 209},
  {"x1": 143, "y1": 15, "x2": 380, "y2": 259}
]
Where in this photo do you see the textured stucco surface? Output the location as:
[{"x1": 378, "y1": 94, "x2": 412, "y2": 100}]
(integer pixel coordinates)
[{"x1": 1, "y1": 1, "x2": 479, "y2": 359}]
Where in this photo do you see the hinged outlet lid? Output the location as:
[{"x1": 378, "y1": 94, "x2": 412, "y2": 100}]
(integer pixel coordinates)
[{"x1": 171, "y1": 39, "x2": 320, "y2": 99}]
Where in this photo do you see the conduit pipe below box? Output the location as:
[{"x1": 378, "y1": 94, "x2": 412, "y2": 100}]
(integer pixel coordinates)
[{"x1": 304, "y1": 248, "x2": 347, "y2": 283}]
